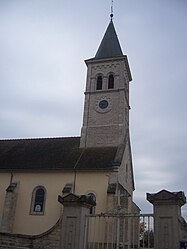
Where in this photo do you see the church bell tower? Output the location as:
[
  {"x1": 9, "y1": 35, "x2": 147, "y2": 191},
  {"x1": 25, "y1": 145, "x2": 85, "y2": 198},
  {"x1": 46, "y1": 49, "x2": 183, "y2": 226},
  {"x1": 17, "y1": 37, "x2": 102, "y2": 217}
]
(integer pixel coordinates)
[{"x1": 80, "y1": 18, "x2": 132, "y2": 148}]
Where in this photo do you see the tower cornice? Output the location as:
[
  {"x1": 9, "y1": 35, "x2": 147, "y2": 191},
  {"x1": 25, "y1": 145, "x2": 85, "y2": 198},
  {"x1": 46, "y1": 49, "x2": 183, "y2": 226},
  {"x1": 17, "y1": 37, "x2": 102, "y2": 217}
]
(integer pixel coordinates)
[{"x1": 85, "y1": 55, "x2": 126, "y2": 64}]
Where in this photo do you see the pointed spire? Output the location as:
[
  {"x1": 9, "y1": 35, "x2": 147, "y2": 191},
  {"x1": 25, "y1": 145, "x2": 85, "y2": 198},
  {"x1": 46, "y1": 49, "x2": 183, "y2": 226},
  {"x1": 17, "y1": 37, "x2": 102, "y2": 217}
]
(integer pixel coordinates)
[{"x1": 95, "y1": 20, "x2": 123, "y2": 59}]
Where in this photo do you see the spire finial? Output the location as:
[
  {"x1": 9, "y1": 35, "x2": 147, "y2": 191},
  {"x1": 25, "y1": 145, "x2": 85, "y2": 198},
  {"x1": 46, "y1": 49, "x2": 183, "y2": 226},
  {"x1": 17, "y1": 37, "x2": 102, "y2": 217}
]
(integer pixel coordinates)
[{"x1": 110, "y1": 0, "x2": 114, "y2": 20}]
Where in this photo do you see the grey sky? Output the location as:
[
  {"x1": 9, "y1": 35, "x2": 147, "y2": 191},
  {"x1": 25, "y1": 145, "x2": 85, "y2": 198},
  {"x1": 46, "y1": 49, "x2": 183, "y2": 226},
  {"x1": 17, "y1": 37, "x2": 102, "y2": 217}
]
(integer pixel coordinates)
[{"x1": 0, "y1": 0, "x2": 187, "y2": 218}]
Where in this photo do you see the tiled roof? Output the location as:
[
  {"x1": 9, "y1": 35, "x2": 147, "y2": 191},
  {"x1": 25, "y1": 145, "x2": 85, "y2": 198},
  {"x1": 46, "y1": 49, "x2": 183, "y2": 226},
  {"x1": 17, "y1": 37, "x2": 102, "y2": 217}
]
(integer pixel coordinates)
[{"x1": 0, "y1": 137, "x2": 118, "y2": 171}]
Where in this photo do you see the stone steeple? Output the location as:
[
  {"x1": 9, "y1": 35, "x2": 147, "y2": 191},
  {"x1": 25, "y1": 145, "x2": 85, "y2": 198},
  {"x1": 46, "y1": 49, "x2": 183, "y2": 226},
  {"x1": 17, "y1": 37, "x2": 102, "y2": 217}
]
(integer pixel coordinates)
[{"x1": 80, "y1": 19, "x2": 132, "y2": 148}]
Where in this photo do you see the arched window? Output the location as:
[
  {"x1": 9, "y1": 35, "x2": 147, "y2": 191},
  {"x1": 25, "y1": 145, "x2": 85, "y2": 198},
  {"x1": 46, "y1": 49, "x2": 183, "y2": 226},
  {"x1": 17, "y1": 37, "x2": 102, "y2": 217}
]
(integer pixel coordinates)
[
  {"x1": 108, "y1": 74, "x2": 114, "y2": 89},
  {"x1": 87, "y1": 192, "x2": 96, "y2": 214},
  {"x1": 96, "y1": 76, "x2": 102, "y2": 90},
  {"x1": 30, "y1": 186, "x2": 46, "y2": 215}
]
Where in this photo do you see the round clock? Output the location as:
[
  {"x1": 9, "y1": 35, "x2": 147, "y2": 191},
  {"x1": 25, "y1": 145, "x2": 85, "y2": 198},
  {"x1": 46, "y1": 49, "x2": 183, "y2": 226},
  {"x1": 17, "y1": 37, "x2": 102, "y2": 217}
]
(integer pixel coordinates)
[
  {"x1": 95, "y1": 97, "x2": 112, "y2": 113},
  {"x1": 99, "y1": 100, "x2": 109, "y2": 109}
]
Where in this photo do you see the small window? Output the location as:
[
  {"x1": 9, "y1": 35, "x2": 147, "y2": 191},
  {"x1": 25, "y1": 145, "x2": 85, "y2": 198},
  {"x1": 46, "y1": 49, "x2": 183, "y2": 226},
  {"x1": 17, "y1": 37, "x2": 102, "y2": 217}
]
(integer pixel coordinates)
[
  {"x1": 96, "y1": 76, "x2": 102, "y2": 90},
  {"x1": 30, "y1": 186, "x2": 46, "y2": 215},
  {"x1": 62, "y1": 183, "x2": 73, "y2": 194},
  {"x1": 87, "y1": 193, "x2": 96, "y2": 214},
  {"x1": 108, "y1": 74, "x2": 114, "y2": 89}
]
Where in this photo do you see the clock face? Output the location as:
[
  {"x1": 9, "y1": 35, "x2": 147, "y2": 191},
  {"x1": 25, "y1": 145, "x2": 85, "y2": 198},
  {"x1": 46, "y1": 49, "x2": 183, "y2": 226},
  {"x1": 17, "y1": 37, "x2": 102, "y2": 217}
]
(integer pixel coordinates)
[
  {"x1": 99, "y1": 100, "x2": 109, "y2": 109},
  {"x1": 95, "y1": 97, "x2": 112, "y2": 113}
]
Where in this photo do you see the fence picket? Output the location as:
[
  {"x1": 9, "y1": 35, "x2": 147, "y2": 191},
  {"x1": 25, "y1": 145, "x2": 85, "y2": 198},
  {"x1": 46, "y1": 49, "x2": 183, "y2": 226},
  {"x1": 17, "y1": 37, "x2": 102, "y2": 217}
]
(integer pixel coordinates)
[{"x1": 84, "y1": 213, "x2": 154, "y2": 249}]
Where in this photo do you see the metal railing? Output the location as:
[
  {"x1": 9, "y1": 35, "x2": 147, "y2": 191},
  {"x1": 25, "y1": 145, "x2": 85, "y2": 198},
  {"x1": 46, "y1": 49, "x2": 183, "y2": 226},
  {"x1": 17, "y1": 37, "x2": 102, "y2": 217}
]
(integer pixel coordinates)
[{"x1": 84, "y1": 213, "x2": 154, "y2": 249}]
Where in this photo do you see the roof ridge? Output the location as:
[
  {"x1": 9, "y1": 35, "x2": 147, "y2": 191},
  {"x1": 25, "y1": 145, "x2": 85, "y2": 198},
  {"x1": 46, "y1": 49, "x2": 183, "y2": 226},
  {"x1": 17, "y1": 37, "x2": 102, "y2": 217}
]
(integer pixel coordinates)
[{"x1": 0, "y1": 136, "x2": 80, "y2": 142}]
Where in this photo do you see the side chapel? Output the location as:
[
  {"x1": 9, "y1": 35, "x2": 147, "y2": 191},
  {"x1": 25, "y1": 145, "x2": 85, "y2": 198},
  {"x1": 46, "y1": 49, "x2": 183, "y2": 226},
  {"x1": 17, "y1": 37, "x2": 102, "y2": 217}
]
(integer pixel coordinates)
[{"x1": 0, "y1": 17, "x2": 139, "y2": 235}]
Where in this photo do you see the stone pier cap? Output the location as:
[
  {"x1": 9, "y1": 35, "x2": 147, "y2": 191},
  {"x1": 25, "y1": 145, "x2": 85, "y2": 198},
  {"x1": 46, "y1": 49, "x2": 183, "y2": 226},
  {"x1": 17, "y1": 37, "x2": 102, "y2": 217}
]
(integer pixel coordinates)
[
  {"x1": 58, "y1": 193, "x2": 96, "y2": 208},
  {"x1": 147, "y1": 189, "x2": 186, "y2": 207}
]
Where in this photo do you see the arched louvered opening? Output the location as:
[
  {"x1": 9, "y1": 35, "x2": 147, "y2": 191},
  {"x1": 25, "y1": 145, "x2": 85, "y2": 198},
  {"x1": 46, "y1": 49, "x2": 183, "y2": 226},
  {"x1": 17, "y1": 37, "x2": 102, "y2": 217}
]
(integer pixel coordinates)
[
  {"x1": 108, "y1": 74, "x2": 114, "y2": 89},
  {"x1": 96, "y1": 76, "x2": 103, "y2": 90}
]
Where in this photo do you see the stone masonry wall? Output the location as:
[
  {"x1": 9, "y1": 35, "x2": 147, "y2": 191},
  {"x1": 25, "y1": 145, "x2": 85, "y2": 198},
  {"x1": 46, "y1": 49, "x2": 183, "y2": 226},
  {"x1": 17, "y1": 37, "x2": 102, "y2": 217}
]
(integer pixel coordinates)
[{"x1": 0, "y1": 217, "x2": 61, "y2": 249}]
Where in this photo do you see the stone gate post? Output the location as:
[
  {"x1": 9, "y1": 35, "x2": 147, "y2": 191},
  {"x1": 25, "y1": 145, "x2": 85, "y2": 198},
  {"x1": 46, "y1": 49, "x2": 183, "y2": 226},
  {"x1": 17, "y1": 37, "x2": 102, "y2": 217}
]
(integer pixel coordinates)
[
  {"x1": 147, "y1": 189, "x2": 186, "y2": 249},
  {"x1": 58, "y1": 193, "x2": 95, "y2": 249}
]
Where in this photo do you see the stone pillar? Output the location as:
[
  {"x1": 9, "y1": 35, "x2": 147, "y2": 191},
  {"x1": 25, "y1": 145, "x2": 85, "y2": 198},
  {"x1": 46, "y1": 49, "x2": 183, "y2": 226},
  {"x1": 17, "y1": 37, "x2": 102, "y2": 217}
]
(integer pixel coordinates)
[
  {"x1": 58, "y1": 193, "x2": 95, "y2": 249},
  {"x1": 0, "y1": 182, "x2": 19, "y2": 233},
  {"x1": 147, "y1": 189, "x2": 186, "y2": 249}
]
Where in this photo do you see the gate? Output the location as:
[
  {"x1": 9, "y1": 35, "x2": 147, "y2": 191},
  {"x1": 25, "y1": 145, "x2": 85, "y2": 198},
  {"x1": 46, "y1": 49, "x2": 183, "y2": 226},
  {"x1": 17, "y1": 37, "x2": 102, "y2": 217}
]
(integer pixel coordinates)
[{"x1": 83, "y1": 213, "x2": 154, "y2": 249}]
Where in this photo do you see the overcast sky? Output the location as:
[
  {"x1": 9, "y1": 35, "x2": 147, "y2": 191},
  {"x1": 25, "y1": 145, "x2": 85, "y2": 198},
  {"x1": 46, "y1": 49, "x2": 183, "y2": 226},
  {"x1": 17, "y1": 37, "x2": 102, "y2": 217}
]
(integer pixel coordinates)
[{"x1": 0, "y1": 0, "x2": 187, "y2": 218}]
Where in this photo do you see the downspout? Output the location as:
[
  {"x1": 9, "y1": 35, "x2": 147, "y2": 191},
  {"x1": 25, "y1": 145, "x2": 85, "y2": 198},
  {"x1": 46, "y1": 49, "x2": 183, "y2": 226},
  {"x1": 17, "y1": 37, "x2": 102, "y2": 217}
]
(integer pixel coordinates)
[{"x1": 73, "y1": 149, "x2": 85, "y2": 194}]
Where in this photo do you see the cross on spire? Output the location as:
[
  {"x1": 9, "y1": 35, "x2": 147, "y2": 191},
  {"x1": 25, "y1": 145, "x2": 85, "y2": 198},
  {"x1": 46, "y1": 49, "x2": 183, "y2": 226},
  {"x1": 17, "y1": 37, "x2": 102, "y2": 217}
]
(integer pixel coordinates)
[{"x1": 110, "y1": 0, "x2": 114, "y2": 20}]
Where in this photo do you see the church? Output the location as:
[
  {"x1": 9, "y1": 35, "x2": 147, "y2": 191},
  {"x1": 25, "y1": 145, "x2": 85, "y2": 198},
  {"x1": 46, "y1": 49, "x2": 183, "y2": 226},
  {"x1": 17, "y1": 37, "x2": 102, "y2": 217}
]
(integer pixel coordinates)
[{"x1": 0, "y1": 16, "x2": 139, "y2": 236}]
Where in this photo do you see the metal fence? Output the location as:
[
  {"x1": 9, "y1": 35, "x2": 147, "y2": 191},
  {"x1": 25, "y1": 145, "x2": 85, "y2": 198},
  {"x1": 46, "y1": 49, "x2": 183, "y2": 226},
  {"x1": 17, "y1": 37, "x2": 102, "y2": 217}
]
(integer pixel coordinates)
[{"x1": 83, "y1": 213, "x2": 154, "y2": 249}]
